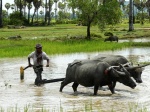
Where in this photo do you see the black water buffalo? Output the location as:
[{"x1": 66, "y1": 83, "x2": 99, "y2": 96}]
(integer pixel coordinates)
[
  {"x1": 92, "y1": 54, "x2": 149, "y2": 83},
  {"x1": 104, "y1": 36, "x2": 118, "y2": 42},
  {"x1": 60, "y1": 60, "x2": 136, "y2": 95}
]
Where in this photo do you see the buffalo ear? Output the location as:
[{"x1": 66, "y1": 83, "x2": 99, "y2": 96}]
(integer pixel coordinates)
[
  {"x1": 112, "y1": 69, "x2": 120, "y2": 77},
  {"x1": 119, "y1": 63, "x2": 131, "y2": 76},
  {"x1": 137, "y1": 64, "x2": 145, "y2": 71},
  {"x1": 107, "y1": 67, "x2": 120, "y2": 77}
]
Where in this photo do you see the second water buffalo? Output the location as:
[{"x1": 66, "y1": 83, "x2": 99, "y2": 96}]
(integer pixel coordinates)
[
  {"x1": 92, "y1": 54, "x2": 149, "y2": 83},
  {"x1": 60, "y1": 60, "x2": 136, "y2": 95},
  {"x1": 104, "y1": 36, "x2": 118, "y2": 42}
]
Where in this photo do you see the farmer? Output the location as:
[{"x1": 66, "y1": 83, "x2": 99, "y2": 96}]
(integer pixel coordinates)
[{"x1": 28, "y1": 43, "x2": 49, "y2": 86}]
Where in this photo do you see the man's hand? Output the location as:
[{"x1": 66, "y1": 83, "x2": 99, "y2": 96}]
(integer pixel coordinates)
[{"x1": 28, "y1": 63, "x2": 33, "y2": 67}]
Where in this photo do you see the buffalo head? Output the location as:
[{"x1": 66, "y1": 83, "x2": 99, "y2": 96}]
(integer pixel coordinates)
[
  {"x1": 124, "y1": 63, "x2": 150, "y2": 83},
  {"x1": 106, "y1": 65, "x2": 136, "y2": 89}
]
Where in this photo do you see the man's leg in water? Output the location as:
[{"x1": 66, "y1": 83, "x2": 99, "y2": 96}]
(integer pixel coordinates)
[{"x1": 34, "y1": 67, "x2": 43, "y2": 86}]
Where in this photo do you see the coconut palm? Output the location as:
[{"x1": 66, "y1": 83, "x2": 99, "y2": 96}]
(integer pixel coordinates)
[
  {"x1": 47, "y1": 0, "x2": 53, "y2": 25},
  {"x1": 22, "y1": 0, "x2": 27, "y2": 17},
  {"x1": 25, "y1": 0, "x2": 33, "y2": 23},
  {"x1": 14, "y1": 0, "x2": 24, "y2": 18},
  {"x1": 45, "y1": 0, "x2": 48, "y2": 23},
  {"x1": 54, "y1": 0, "x2": 58, "y2": 20},
  {"x1": 11, "y1": 4, "x2": 16, "y2": 12},
  {"x1": 40, "y1": 1, "x2": 44, "y2": 20},
  {"x1": 40, "y1": 10, "x2": 43, "y2": 15},
  {"x1": 5, "y1": 3, "x2": 10, "y2": 17},
  {"x1": 27, "y1": 3, "x2": 32, "y2": 23},
  {"x1": 14, "y1": 0, "x2": 18, "y2": 11},
  {"x1": 31, "y1": 0, "x2": 42, "y2": 24}
]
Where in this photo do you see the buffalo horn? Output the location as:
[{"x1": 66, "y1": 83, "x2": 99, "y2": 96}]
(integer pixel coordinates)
[
  {"x1": 125, "y1": 63, "x2": 150, "y2": 70},
  {"x1": 111, "y1": 67, "x2": 126, "y2": 76},
  {"x1": 118, "y1": 63, "x2": 131, "y2": 76},
  {"x1": 123, "y1": 62, "x2": 133, "y2": 67}
]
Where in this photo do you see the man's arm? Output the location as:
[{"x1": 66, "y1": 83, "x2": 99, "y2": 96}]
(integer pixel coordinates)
[
  {"x1": 46, "y1": 58, "x2": 49, "y2": 67},
  {"x1": 28, "y1": 52, "x2": 34, "y2": 67},
  {"x1": 28, "y1": 57, "x2": 32, "y2": 67},
  {"x1": 43, "y1": 52, "x2": 49, "y2": 67}
]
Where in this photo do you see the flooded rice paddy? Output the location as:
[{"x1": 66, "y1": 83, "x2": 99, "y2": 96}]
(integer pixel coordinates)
[
  {"x1": 119, "y1": 37, "x2": 150, "y2": 43},
  {"x1": 0, "y1": 47, "x2": 150, "y2": 112}
]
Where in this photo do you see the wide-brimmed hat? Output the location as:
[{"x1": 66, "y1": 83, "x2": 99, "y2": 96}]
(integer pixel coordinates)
[{"x1": 35, "y1": 44, "x2": 42, "y2": 48}]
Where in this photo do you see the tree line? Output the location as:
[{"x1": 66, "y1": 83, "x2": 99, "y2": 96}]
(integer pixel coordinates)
[{"x1": 0, "y1": 0, "x2": 150, "y2": 39}]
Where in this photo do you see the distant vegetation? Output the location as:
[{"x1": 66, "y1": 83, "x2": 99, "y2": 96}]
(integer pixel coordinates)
[
  {"x1": 0, "y1": 0, "x2": 150, "y2": 39},
  {"x1": 0, "y1": 35, "x2": 150, "y2": 58},
  {"x1": 0, "y1": 0, "x2": 150, "y2": 58}
]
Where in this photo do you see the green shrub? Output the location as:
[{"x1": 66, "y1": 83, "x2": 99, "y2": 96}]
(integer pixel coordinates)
[
  {"x1": 9, "y1": 11, "x2": 28, "y2": 26},
  {"x1": 104, "y1": 32, "x2": 113, "y2": 36}
]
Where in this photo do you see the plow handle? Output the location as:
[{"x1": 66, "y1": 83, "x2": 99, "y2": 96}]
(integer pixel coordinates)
[{"x1": 23, "y1": 65, "x2": 31, "y2": 70}]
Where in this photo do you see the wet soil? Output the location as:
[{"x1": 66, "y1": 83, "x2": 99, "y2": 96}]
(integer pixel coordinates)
[{"x1": 0, "y1": 47, "x2": 150, "y2": 112}]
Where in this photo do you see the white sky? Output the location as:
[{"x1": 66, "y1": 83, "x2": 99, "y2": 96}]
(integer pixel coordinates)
[
  {"x1": 2, "y1": 0, "x2": 31, "y2": 13},
  {"x1": 2, "y1": 0, "x2": 14, "y2": 9},
  {"x1": 2, "y1": 0, "x2": 52, "y2": 14}
]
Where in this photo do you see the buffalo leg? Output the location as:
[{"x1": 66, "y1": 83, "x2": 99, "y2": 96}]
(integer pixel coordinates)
[
  {"x1": 112, "y1": 81, "x2": 116, "y2": 89},
  {"x1": 72, "y1": 82, "x2": 79, "y2": 92},
  {"x1": 94, "y1": 85, "x2": 99, "y2": 95},
  {"x1": 108, "y1": 83, "x2": 115, "y2": 94},
  {"x1": 60, "y1": 80, "x2": 71, "y2": 92}
]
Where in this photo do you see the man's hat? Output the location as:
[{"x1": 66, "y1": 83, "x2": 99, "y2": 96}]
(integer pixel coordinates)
[{"x1": 35, "y1": 44, "x2": 42, "y2": 48}]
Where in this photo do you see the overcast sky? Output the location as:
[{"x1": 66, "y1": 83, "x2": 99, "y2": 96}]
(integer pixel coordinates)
[
  {"x1": 2, "y1": 0, "x2": 56, "y2": 14},
  {"x1": 3, "y1": 0, "x2": 19, "y2": 13},
  {"x1": 2, "y1": 0, "x2": 37, "y2": 14},
  {"x1": 2, "y1": 0, "x2": 13, "y2": 9}
]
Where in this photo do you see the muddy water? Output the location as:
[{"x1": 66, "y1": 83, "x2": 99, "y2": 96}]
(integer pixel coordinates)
[
  {"x1": 119, "y1": 37, "x2": 150, "y2": 43},
  {"x1": 0, "y1": 47, "x2": 150, "y2": 112}
]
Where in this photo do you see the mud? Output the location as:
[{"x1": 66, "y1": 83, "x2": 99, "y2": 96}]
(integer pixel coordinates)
[{"x1": 0, "y1": 47, "x2": 150, "y2": 111}]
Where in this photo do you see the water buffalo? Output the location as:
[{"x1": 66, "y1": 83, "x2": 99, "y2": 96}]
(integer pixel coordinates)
[
  {"x1": 60, "y1": 60, "x2": 136, "y2": 95},
  {"x1": 92, "y1": 54, "x2": 149, "y2": 83},
  {"x1": 104, "y1": 36, "x2": 118, "y2": 42}
]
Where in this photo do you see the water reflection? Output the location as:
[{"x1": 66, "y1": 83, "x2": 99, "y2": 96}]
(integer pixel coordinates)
[
  {"x1": 119, "y1": 37, "x2": 150, "y2": 43},
  {"x1": 0, "y1": 47, "x2": 150, "y2": 111}
]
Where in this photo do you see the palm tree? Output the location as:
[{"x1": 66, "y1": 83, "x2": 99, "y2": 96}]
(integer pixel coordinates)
[
  {"x1": 22, "y1": 0, "x2": 27, "y2": 17},
  {"x1": 54, "y1": 0, "x2": 58, "y2": 20},
  {"x1": 39, "y1": 10, "x2": 43, "y2": 21},
  {"x1": 129, "y1": 0, "x2": 134, "y2": 31},
  {"x1": 14, "y1": 0, "x2": 18, "y2": 11},
  {"x1": 0, "y1": 0, "x2": 2, "y2": 28},
  {"x1": 48, "y1": 0, "x2": 53, "y2": 25},
  {"x1": 45, "y1": 0, "x2": 48, "y2": 23},
  {"x1": 27, "y1": 3, "x2": 32, "y2": 23},
  {"x1": 11, "y1": 4, "x2": 16, "y2": 12},
  {"x1": 25, "y1": 0, "x2": 33, "y2": 23},
  {"x1": 5, "y1": 3, "x2": 10, "y2": 17},
  {"x1": 32, "y1": 0, "x2": 42, "y2": 24},
  {"x1": 14, "y1": 0, "x2": 24, "y2": 18},
  {"x1": 146, "y1": 0, "x2": 150, "y2": 22}
]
